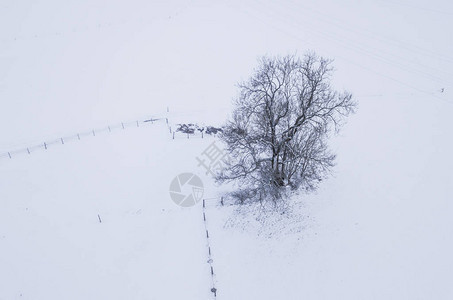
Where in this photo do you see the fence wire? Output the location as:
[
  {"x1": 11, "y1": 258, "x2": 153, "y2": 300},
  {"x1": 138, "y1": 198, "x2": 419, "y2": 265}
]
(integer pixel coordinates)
[
  {"x1": 1, "y1": 115, "x2": 223, "y2": 161},
  {"x1": 0, "y1": 117, "x2": 162, "y2": 160}
]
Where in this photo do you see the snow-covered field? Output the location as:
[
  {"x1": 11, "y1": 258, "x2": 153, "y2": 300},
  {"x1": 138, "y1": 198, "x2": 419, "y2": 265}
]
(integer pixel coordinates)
[
  {"x1": 207, "y1": 93, "x2": 453, "y2": 299},
  {"x1": 0, "y1": 120, "x2": 222, "y2": 299},
  {"x1": 1, "y1": 0, "x2": 452, "y2": 299}
]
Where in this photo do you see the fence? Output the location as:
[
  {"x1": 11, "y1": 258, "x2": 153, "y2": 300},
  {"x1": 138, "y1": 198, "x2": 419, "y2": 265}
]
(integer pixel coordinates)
[
  {"x1": 202, "y1": 197, "x2": 225, "y2": 299},
  {"x1": 0, "y1": 117, "x2": 162, "y2": 161},
  {"x1": 0, "y1": 115, "x2": 224, "y2": 161}
]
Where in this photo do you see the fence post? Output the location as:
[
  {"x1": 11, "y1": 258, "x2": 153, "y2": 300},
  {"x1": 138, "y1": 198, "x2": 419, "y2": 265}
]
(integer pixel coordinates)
[
  {"x1": 172, "y1": 132, "x2": 175, "y2": 139},
  {"x1": 108, "y1": 126, "x2": 111, "y2": 132},
  {"x1": 27, "y1": 148, "x2": 30, "y2": 154},
  {"x1": 92, "y1": 130, "x2": 95, "y2": 136},
  {"x1": 77, "y1": 134, "x2": 80, "y2": 140},
  {"x1": 122, "y1": 122, "x2": 125, "y2": 129},
  {"x1": 44, "y1": 142, "x2": 47, "y2": 150},
  {"x1": 202, "y1": 132, "x2": 204, "y2": 139},
  {"x1": 8, "y1": 152, "x2": 11, "y2": 159},
  {"x1": 136, "y1": 121, "x2": 139, "y2": 127}
]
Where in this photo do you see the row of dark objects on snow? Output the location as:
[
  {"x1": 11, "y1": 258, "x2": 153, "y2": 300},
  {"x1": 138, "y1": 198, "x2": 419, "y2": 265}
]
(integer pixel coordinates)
[{"x1": 176, "y1": 124, "x2": 223, "y2": 135}]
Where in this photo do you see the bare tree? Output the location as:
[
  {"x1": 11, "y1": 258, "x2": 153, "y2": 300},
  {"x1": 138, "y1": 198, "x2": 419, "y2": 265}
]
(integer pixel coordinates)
[{"x1": 217, "y1": 53, "x2": 356, "y2": 204}]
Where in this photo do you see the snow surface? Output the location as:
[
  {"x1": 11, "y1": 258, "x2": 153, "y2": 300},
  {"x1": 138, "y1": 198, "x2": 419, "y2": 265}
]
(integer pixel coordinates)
[
  {"x1": 0, "y1": 121, "x2": 223, "y2": 299},
  {"x1": 1, "y1": 0, "x2": 453, "y2": 299}
]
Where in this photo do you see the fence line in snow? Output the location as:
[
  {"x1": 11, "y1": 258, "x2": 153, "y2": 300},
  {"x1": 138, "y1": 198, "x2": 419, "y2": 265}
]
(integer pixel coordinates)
[
  {"x1": 202, "y1": 197, "x2": 224, "y2": 298},
  {"x1": 1, "y1": 114, "x2": 222, "y2": 161},
  {"x1": 0, "y1": 117, "x2": 162, "y2": 161}
]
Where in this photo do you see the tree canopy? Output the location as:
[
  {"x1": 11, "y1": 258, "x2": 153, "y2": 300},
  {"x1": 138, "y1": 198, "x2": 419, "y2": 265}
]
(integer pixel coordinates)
[{"x1": 217, "y1": 53, "x2": 356, "y2": 203}]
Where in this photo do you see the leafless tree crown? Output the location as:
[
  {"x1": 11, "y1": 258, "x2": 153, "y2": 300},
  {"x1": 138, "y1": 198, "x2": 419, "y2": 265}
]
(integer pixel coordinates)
[{"x1": 217, "y1": 53, "x2": 356, "y2": 203}]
